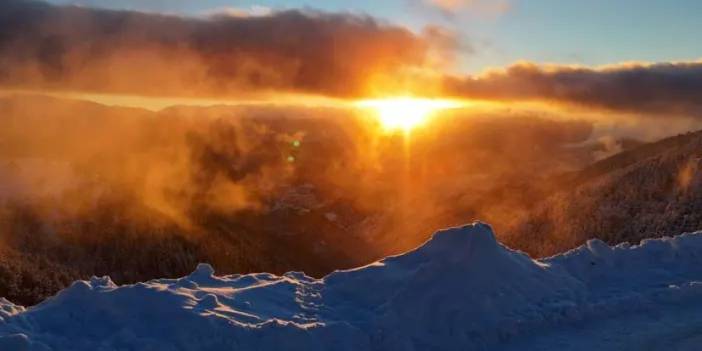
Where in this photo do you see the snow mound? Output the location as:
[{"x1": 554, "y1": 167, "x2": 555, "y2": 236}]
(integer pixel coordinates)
[{"x1": 2, "y1": 222, "x2": 702, "y2": 350}]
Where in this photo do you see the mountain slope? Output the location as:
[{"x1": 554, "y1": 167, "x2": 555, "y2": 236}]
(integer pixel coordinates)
[
  {"x1": 2, "y1": 222, "x2": 702, "y2": 350},
  {"x1": 505, "y1": 130, "x2": 702, "y2": 256}
]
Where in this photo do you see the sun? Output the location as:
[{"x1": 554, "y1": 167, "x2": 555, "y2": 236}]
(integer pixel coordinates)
[{"x1": 355, "y1": 97, "x2": 462, "y2": 132}]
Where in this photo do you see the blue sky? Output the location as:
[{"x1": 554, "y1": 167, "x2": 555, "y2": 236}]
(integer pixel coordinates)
[{"x1": 46, "y1": 0, "x2": 702, "y2": 73}]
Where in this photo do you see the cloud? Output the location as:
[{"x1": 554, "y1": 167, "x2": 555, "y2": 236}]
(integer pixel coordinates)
[
  {"x1": 427, "y1": 0, "x2": 467, "y2": 12},
  {"x1": 4, "y1": 0, "x2": 701, "y2": 121},
  {"x1": 205, "y1": 5, "x2": 273, "y2": 18},
  {"x1": 444, "y1": 60, "x2": 702, "y2": 117},
  {"x1": 0, "y1": 0, "x2": 442, "y2": 98},
  {"x1": 423, "y1": 0, "x2": 511, "y2": 17}
]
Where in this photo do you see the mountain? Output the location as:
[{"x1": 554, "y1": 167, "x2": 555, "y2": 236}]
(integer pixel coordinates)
[
  {"x1": 2, "y1": 222, "x2": 702, "y2": 350},
  {"x1": 0, "y1": 94, "x2": 600, "y2": 305},
  {"x1": 505, "y1": 130, "x2": 702, "y2": 256}
]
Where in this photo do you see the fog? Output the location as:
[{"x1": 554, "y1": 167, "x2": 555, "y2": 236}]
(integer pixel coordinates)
[{"x1": 0, "y1": 94, "x2": 589, "y2": 253}]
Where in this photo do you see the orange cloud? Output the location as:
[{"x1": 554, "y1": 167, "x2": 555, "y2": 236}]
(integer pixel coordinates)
[
  {"x1": 427, "y1": 0, "x2": 467, "y2": 12},
  {"x1": 4, "y1": 0, "x2": 701, "y2": 120},
  {"x1": 424, "y1": 0, "x2": 511, "y2": 16},
  {"x1": 0, "y1": 0, "x2": 448, "y2": 99}
]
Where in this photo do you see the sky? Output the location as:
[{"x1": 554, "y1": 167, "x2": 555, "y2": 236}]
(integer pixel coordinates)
[
  {"x1": 44, "y1": 0, "x2": 702, "y2": 73},
  {"x1": 4, "y1": 0, "x2": 702, "y2": 120}
]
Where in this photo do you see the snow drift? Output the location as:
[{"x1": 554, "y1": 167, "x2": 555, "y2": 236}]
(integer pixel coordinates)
[{"x1": 2, "y1": 222, "x2": 702, "y2": 350}]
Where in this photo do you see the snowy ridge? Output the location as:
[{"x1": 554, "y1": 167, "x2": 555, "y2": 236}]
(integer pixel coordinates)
[{"x1": 2, "y1": 222, "x2": 702, "y2": 350}]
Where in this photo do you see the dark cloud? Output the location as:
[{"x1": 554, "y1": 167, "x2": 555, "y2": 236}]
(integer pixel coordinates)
[
  {"x1": 0, "y1": 0, "x2": 436, "y2": 98},
  {"x1": 444, "y1": 61, "x2": 702, "y2": 117}
]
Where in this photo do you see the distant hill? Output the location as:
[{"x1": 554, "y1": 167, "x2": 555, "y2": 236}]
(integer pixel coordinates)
[{"x1": 505, "y1": 130, "x2": 702, "y2": 256}]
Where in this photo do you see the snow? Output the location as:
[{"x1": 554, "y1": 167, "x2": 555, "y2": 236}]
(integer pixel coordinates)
[{"x1": 2, "y1": 222, "x2": 702, "y2": 350}]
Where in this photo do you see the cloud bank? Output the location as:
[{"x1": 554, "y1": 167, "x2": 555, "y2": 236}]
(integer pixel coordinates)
[
  {"x1": 444, "y1": 61, "x2": 702, "y2": 117},
  {"x1": 2, "y1": 0, "x2": 702, "y2": 120},
  {"x1": 0, "y1": 0, "x2": 442, "y2": 98}
]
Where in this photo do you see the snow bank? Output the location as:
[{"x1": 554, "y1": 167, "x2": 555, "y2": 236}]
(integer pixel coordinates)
[{"x1": 2, "y1": 222, "x2": 702, "y2": 350}]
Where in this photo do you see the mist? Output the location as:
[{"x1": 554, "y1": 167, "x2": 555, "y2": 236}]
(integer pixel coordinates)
[{"x1": 0, "y1": 92, "x2": 597, "y2": 273}]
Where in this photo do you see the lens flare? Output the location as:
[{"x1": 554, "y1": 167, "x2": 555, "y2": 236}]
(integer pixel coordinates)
[{"x1": 356, "y1": 97, "x2": 463, "y2": 132}]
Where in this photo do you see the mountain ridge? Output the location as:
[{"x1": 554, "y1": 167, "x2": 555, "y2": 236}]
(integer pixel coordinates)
[{"x1": 2, "y1": 222, "x2": 702, "y2": 350}]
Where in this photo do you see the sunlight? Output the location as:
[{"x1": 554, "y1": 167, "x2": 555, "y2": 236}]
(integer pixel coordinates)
[{"x1": 356, "y1": 97, "x2": 463, "y2": 132}]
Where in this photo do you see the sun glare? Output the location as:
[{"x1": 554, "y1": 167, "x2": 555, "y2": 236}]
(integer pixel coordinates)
[{"x1": 356, "y1": 97, "x2": 463, "y2": 132}]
